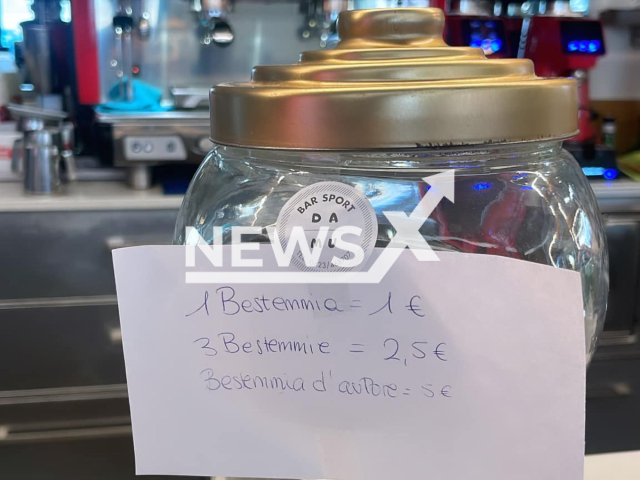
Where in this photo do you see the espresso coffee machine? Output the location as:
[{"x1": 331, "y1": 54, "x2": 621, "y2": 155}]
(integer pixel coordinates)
[
  {"x1": 71, "y1": 0, "x2": 340, "y2": 187},
  {"x1": 522, "y1": 14, "x2": 615, "y2": 178},
  {"x1": 524, "y1": 16, "x2": 605, "y2": 142},
  {"x1": 73, "y1": 0, "x2": 458, "y2": 188},
  {"x1": 445, "y1": 1, "x2": 614, "y2": 178},
  {"x1": 71, "y1": 1, "x2": 309, "y2": 187}
]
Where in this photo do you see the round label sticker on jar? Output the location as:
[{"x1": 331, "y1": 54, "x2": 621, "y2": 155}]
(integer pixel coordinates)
[{"x1": 276, "y1": 181, "x2": 378, "y2": 274}]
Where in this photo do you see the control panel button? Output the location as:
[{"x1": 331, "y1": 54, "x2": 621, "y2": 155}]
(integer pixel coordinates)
[{"x1": 124, "y1": 135, "x2": 188, "y2": 162}]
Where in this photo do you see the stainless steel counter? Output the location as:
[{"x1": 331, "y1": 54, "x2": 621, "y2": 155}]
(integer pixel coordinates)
[
  {"x1": 0, "y1": 178, "x2": 638, "y2": 476},
  {"x1": 0, "y1": 186, "x2": 184, "y2": 478},
  {"x1": 592, "y1": 180, "x2": 640, "y2": 213}
]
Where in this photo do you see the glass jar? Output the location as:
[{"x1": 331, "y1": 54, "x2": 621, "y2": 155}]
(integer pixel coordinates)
[{"x1": 174, "y1": 8, "x2": 608, "y2": 361}]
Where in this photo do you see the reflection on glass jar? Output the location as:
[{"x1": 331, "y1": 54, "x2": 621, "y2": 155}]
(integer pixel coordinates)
[{"x1": 175, "y1": 142, "x2": 608, "y2": 360}]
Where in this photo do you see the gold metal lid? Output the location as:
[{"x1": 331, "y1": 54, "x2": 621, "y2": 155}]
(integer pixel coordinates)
[{"x1": 209, "y1": 8, "x2": 578, "y2": 150}]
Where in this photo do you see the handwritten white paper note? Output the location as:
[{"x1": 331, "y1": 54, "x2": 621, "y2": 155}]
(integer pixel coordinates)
[{"x1": 113, "y1": 246, "x2": 586, "y2": 480}]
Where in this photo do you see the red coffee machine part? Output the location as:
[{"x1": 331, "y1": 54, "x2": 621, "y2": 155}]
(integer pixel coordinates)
[
  {"x1": 445, "y1": 15, "x2": 522, "y2": 58},
  {"x1": 71, "y1": 1, "x2": 101, "y2": 104},
  {"x1": 428, "y1": 0, "x2": 447, "y2": 10},
  {"x1": 524, "y1": 16, "x2": 606, "y2": 142}
]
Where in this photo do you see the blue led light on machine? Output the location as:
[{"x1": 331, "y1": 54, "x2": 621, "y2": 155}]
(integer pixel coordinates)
[
  {"x1": 568, "y1": 40, "x2": 601, "y2": 53},
  {"x1": 603, "y1": 169, "x2": 619, "y2": 180},
  {"x1": 470, "y1": 38, "x2": 502, "y2": 53},
  {"x1": 581, "y1": 167, "x2": 619, "y2": 179}
]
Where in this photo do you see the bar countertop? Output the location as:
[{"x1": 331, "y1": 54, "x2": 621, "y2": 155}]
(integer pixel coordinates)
[
  {"x1": 585, "y1": 450, "x2": 640, "y2": 479},
  {"x1": 0, "y1": 179, "x2": 639, "y2": 213},
  {"x1": 0, "y1": 181, "x2": 184, "y2": 212}
]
